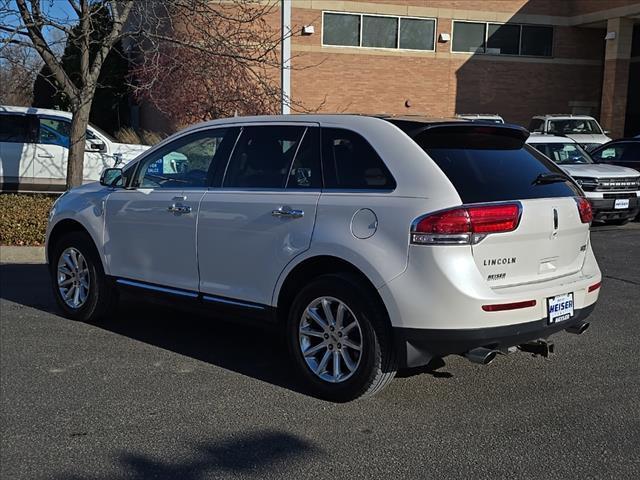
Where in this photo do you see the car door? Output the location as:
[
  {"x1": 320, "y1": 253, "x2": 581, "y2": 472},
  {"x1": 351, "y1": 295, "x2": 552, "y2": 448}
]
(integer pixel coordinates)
[
  {"x1": 0, "y1": 113, "x2": 37, "y2": 190},
  {"x1": 33, "y1": 117, "x2": 68, "y2": 185},
  {"x1": 104, "y1": 127, "x2": 238, "y2": 292},
  {"x1": 197, "y1": 124, "x2": 322, "y2": 306}
]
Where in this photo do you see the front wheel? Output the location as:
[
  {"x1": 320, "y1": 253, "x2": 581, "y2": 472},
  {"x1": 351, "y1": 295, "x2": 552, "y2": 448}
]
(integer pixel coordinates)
[
  {"x1": 286, "y1": 274, "x2": 397, "y2": 402},
  {"x1": 50, "y1": 231, "x2": 118, "y2": 322}
]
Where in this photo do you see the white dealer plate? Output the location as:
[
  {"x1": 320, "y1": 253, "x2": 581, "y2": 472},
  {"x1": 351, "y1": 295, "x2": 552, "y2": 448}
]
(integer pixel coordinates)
[
  {"x1": 614, "y1": 199, "x2": 630, "y2": 209},
  {"x1": 547, "y1": 293, "x2": 574, "y2": 324}
]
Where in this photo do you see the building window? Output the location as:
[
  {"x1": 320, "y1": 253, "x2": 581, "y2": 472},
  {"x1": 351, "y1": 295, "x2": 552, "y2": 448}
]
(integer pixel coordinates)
[
  {"x1": 362, "y1": 15, "x2": 398, "y2": 48},
  {"x1": 452, "y1": 21, "x2": 553, "y2": 57},
  {"x1": 520, "y1": 25, "x2": 553, "y2": 56},
  {"x1": 452, "y1": 21, "x2": 486, "y2": 53},
  {"x1": 323, "y1": 13, "x2": 360, "y2": 47},
  {"x1": 487, "y1": 23, "x2": 520, "y2": 55},
  {"x1": 323, "y1": 11, "x2": 436, "y2": 51},
  {"x1": 399, "y1": 18, "x2": 436, "y2": 50}
]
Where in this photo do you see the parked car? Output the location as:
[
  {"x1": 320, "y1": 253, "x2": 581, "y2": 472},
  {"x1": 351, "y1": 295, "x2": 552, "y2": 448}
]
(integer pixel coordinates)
[
  {"x1": 528, "y1": 114, "x2": 611, "y2": 151},
  {"x1": 527, "y1": 134, "x2": 640, "y2": 224},
  {"x1": 46, "y1": 115, "x2": 601, "y2": 401},
  {"x1": 590, "y1": 139, "x2": 640, "y2": 173},
  {"x1": 0, "y1": 106, "x2": 149, "y2": 192},
  {"x1": 456, "y1": 113, "x2": 504, "y2": 124}
]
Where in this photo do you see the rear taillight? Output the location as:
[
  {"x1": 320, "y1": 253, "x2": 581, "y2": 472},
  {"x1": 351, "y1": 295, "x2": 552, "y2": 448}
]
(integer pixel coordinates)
[
  {"x1": 575, "y1": 197, "x2": 593, "y2": 223},
  {"x1": 411, "y1": 203, "x2": 521, "y2": 245},
  {"x1": 588, "y1": 281, "x2": 601, "y2": 293}
]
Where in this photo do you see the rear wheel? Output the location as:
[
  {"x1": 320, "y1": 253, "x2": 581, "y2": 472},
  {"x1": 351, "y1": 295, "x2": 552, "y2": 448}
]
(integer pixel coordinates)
[
  {"x1": 50, "y1": 231, "x2": 118, "y2": 322},
  {"x1": 286, "y1": 274, "x2": 397, "y2": 402}
]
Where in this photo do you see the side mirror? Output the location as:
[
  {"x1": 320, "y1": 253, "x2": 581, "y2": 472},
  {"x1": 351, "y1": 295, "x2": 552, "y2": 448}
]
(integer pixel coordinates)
[
  {"x1": 100, "y1": 167, "x2": 123, "y2": 187},
  {"x1": 603, "y1": 130, "x2": 610, "y2": 135},
  {"x1": 87, "y1": 140, "x2": 106, "y2": 152}
]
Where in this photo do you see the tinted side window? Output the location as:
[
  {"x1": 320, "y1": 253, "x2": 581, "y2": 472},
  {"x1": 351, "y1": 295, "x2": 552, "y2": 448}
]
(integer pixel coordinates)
[
  {"x1": 593, "y1": 146, "x2": 623, "y2": 162},
  {"x1": 321, "y1": 128, "x2": 395, "y2": 190},
  {"x1": 0, "y1": 114, "x2": 33, "y2": 142},
  {"x1": 224, "y1": 126, "x2": 306, "y2": 189},
  {"x1": 287, "y1": 127, "x2": 322, "y2": 189},
  {"x1": 621, "y1": 143, "x2": 640, "y2": 160},
  {"x1": 529, "y1": 119, "x2": 544, "y2": 132},
  {"x1": 137, "y1": 128, "x2": 236, "y2": 189}
]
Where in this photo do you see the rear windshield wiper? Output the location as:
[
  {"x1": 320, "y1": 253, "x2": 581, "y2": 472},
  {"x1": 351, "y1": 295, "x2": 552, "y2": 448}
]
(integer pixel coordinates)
[{"x1": 532, "y1": 172, "x2": 570, "y2": 185}]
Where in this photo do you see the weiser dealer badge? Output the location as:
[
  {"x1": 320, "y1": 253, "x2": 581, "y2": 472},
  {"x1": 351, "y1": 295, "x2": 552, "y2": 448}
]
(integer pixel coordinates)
[{"x1": 547, "y1": 293, "x2": 574, "y2": 324}]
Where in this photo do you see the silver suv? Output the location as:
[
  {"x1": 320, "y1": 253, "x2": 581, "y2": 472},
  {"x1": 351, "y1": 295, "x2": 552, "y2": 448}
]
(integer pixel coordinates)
[{"x1": 46, "y1": 115, "x2": 601, "y2": 401}]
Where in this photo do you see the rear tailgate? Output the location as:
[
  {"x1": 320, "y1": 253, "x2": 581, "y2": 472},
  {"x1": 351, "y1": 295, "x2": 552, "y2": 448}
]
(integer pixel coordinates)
[
  {"x1": 399, "y1": 122, "x2": 589, "y2": 288},
  {"x1": 471, "y1": 197, "x2": 588, "y2": 287}
]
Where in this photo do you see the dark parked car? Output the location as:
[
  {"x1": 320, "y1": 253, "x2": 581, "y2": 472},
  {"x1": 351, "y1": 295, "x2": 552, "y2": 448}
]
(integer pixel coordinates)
[{"x1": 591, "y1": 139, "x2": 640, "y2": 173}]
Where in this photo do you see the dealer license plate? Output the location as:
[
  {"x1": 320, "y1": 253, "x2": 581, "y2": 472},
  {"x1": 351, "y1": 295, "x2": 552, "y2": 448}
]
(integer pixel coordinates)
[
  {"x1": 547, "y1": 293, "x2": 574, "y2": 324},
  {"x1": 614, "y1": 199, "x2": 630, "y2": 209}
]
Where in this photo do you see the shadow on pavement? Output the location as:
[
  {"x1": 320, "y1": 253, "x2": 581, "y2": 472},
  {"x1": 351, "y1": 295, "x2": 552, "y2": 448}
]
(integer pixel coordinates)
[
  {"x1": 0, "y1": 263, "x2": 449, "y2": 399},
  {"x1": 0, "y1": 263, "x2": 309, "y2": 396},
  {"x1": 52, "y1": 430, "x2": 320, "y2": 480}
]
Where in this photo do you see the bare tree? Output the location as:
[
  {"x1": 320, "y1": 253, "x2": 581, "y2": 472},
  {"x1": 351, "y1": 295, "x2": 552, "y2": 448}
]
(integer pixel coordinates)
[
  {"x1": 130, "y1": 1, "x2": 323, "y2": 130},
  {"x1": 0, "y1": 42, "x2": 41, "y2": 105},
  {"x1": 1, "y1": 0, "x2": 134, "y2": 188},
  {"x1": 0, "y1": 0, "x2": 318, "y2": 189}
]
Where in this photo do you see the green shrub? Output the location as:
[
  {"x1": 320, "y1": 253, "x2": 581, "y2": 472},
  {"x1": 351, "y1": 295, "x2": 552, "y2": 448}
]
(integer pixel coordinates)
[{"x1": 0, "y1": 194, "x2": 56, "y2": 246}]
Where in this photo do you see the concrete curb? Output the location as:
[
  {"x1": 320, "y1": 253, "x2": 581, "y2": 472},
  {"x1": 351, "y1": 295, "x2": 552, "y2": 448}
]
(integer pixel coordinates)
[{"x1": 0, "y1": 246, "x2": 46, "y2": 264}]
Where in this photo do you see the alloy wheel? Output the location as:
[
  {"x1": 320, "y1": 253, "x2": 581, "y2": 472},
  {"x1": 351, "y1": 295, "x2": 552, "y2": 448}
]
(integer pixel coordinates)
[
  {"x1": 299, "y1": 296, "x2": 363, "y2": 383},
  {"x1": 57, "y1": 247, "x2": 90, "y2": 309}
]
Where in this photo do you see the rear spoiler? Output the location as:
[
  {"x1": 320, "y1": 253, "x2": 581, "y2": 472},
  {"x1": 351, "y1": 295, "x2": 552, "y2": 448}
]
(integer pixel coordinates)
[{"x1": 388, "y1": 121, "x2": 530, "y2": 150}]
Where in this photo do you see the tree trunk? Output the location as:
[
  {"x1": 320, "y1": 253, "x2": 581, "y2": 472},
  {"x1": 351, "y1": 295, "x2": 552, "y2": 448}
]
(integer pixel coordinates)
[{"x1": 66, "y1": 102, "x2": 92, "y2": 189}]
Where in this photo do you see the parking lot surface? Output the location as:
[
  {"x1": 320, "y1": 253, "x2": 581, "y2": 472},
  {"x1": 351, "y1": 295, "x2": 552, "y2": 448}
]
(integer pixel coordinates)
[{"x1": 1, "y1": 224, "x2": 639, "y2": 479}]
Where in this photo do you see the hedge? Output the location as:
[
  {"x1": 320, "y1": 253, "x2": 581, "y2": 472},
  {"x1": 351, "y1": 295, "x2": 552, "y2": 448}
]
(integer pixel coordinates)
[{"x1": 0, "y1": 194, "x2": 56, "y2": 246}]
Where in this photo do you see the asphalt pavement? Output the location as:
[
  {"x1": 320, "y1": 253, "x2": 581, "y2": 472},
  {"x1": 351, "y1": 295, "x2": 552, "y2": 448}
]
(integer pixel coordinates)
[{"x1": 1, "y1": 224, "x2": 639, "y2": 479}]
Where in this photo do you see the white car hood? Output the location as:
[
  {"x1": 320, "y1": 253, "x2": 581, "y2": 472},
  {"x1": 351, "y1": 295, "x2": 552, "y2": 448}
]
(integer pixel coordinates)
[
  {"x1": 564, "y1": 134, "x2": 611, "y2": 145},
  {"x1": 561, "y1": 163, "x2": 640, "y2": 178}
]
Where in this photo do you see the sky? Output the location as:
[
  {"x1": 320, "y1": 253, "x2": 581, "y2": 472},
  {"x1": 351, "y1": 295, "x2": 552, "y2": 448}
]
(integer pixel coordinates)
[{"x1": 4, "y1": 0, "x2": 79, "y2": 43}]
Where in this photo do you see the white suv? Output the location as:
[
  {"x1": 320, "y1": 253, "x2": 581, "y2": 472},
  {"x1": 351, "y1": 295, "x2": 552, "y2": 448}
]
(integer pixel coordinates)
[
  {"x1": 528, "y1": 114, "x2": 611, "y2": 151},
  {"x1": 527, "y1": 134, "x2": 640, "y2": 224},
  {"x1": 46, "y1": 115, "x2": 602, "y2": 401},
  {"x1": 0, "y1": 106, "x2": 149, "y2": 192}
]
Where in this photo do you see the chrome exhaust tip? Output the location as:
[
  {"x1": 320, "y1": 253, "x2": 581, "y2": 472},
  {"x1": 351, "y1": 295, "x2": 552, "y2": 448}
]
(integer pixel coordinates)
[
  {"x1": 464, "y1": 347, "x2": 498, "y2": 365},
  {"x1": 566, "y1": 322, "x2": 590, "y2": 335}
]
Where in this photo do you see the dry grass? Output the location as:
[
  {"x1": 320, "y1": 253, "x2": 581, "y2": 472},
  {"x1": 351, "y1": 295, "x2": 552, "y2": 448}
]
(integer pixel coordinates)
[
  {"x1": 0, "y1": 194, "x2": 56, "y2": 246},
  {"x1": 114, "y1": 127, "x2": 166, "y2": 146}
]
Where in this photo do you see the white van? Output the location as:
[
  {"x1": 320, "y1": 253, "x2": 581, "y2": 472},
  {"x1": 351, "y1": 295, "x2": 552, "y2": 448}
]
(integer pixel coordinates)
[{"x1": 0, "y1": 106, "x2": 149, "y2": 192}]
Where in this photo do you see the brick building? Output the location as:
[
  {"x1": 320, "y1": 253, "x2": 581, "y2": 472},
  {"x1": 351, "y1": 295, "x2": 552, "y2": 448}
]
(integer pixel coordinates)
[
  {"x1": 283, "y1": 0, "x2": 640, "y2": 137},
  {"x1": 139, "y1": 1, "x2": 640, "y2": 138}
]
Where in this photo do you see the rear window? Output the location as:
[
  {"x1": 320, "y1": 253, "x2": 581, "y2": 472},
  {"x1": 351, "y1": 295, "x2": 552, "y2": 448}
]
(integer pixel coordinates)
[{"x1": 411, "y1": 129, "x2": 581, "y2": 203}]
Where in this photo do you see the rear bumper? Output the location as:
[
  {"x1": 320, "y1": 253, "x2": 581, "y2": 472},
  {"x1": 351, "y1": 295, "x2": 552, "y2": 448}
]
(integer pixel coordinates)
[
  {"x1": 585, "y1": 193, "x2": 639, "y2": 221},
  {"x1": 394, "y1": 303, "x2": 596, "y2": 368}
]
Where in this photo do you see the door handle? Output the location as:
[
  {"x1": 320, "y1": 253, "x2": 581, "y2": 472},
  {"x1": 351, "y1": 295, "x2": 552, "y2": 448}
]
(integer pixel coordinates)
[
  {"x1": 37, "y1": 153, "x2": 54, "y2": 158},
  {"x1": 167, "y1": 204, "x2": 192, "y2": 214},
  {"x1": 272, "y1": 206, "x2": 304, "y2": 218}
]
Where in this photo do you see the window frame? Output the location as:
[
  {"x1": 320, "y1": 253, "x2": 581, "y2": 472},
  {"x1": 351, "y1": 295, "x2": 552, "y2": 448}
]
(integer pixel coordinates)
[
  {"x1": 130, "y1": 126, "x2": 239, "y2": 190},
  {"x1": 451, "y1": 20, "x2": 554, "y2": 58},
  {"x1": 322, "y1": 11, "x2": 437, "y2": 53},
  {"x1": 217, "y1": 122, "x2": 323, "y2": 192},
  {"x1": 320, "y1": 127, "x2": 397, "y2": 192}
]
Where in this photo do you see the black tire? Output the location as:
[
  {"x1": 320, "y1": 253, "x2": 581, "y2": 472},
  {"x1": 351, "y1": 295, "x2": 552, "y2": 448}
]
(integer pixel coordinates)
[
  {"x1": 49, "y1": 231, "x2": 118, "y2": 322},
  {"x1": 286, "y1": 273, "x2": 397, "y2": 402}
]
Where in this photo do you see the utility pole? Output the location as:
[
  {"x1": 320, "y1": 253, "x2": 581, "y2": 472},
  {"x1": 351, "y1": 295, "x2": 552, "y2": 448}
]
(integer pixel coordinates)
[{"x1": 281, "y1": 0, "x2": 291, "y2": 115}]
